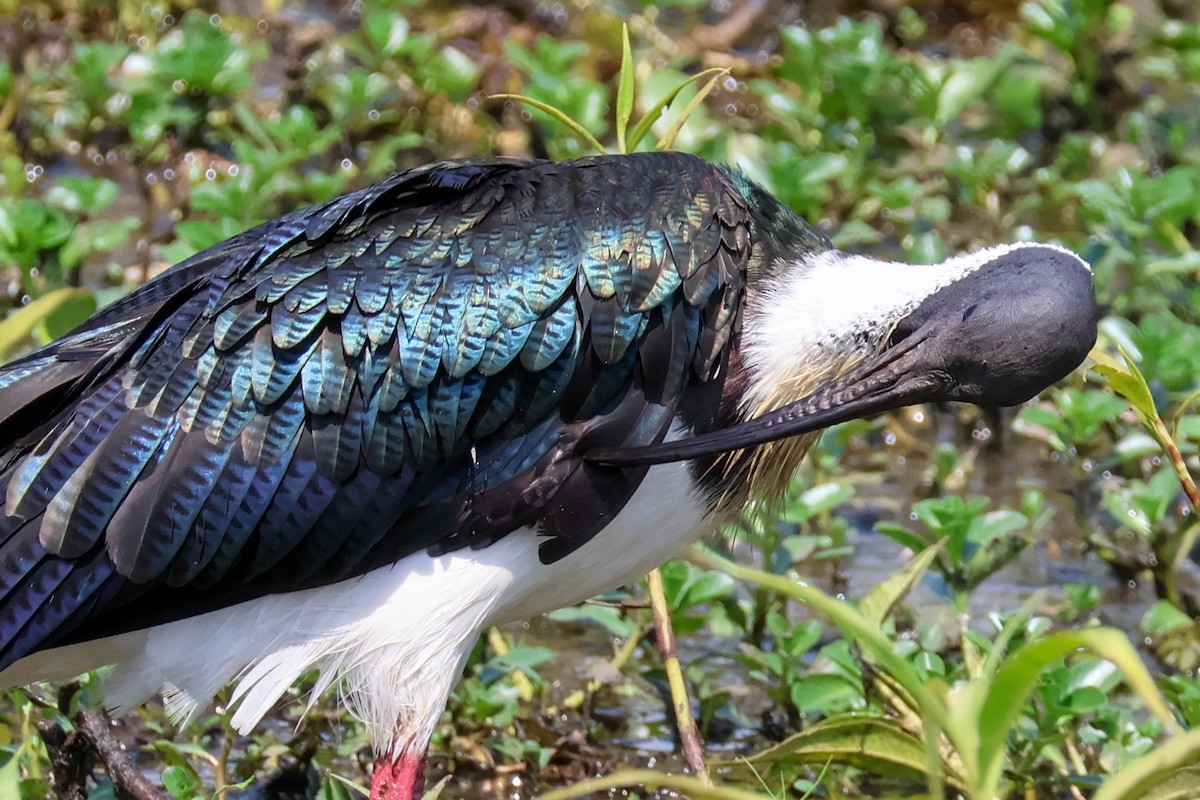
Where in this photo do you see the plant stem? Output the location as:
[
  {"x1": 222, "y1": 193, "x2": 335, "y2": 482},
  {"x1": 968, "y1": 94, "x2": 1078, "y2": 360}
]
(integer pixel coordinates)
[{"x1": 647, "y1": 567, "x2": 711, "y2": 785}]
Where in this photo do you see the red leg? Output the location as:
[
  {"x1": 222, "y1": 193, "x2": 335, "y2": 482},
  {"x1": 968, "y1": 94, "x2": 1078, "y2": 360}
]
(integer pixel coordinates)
[{"x1": 369, "y1": 749, "x2": 426, "y2": 800}]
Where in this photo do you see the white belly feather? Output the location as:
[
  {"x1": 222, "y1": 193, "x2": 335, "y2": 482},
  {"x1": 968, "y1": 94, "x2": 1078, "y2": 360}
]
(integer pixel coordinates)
[{"x1": 0, "y1": 457, "x2": 708, "y2": 753}]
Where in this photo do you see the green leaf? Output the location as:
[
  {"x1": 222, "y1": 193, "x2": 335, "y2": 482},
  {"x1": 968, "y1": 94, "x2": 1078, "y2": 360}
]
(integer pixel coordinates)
[
  {"x1": 1090, "y1": 348, "x2": 1158, "y2": 427},
  {"x1": 161, "y1": 764, "x2": 200, "y2": 799},
  {"x1": 427, "y1": 46, "x2": 480, "y2": 100},
  {"x1": 322, "y1": 772, "x2": 365, "y2": 798},
  {"x1": 422, "y1": 775, "x2": 452, "y2": 800},
  {"x1": 789, "y1": 673, "x2": 863, "y2": 715},
  {"x1": 935, "y1": 61, "x2": 997, "y2": 126},
  {"x1": 1141, "y1": 599, "x2": 1192, "y2": 637},
  {"x1": 1093, "y1": 727, "x2": 1200, "y2": 800},
  {"x1": 548, "y1": 605, "x2": 639, "y2": 638},
  {"x1": 976, "y1": 628, "x2": 1178, "y2": 796},
  {"x1": 362, "y1": 9, "x2": 409, "y2": 58},
  {"x1": 874, "y1": 521, "x2": 929, "y2": 553},
  {"x1": 615, "y1": 25, "x2": 634, "y2": 154},
  {"x1": 688, "y1": 546, "x2": 952, "y2": 735},
  {"x1": 859, "y1": 541, "x2": 942, "y2": 627},
  {"x1": 732, "y1": 714, "x2": 962, "y2": 788}
]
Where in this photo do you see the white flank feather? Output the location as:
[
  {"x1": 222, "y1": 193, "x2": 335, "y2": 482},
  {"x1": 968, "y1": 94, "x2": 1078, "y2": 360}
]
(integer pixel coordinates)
[{"x1": 0, "y1": 455, "x2": 709, "y2": 754}]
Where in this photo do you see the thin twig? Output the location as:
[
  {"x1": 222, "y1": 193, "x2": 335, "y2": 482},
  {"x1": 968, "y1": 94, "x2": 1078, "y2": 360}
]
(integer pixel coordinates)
[
  {"x1": 37, "y1": 720, "x2": 90, "y2": 800},
  {"x1": 75, "y1": 708, "x2": 168, "y2": 800}
]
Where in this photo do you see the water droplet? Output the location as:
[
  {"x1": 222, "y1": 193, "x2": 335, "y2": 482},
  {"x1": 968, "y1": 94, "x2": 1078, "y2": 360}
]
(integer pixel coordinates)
[
  {"x1": 341, "y1": 158, "x2": 353, "y2": 170},
  {"x1": 913, "y1": 410, "x2": 925, "y2": 423},
  {"x1": 258, "y1": 19, "x2": 269, "y2": 32},
  {"x1": 228, "y1": 164, "x2": 239, "y2": 176},
  {"x1": 209, "y1": 13, "x2": 222, "y2": 26},
  {"x1": 172, "y1": 79, "x2": 187, "y2": 93},
  {"x1": 163, "y1": 168, "x2": 176, "y2": 181},
  {"x1": 367, "y1": 109, "x2": 380, "y2": 121},
  {"x1": 145, "y1": 172, "x2": 157, "y2": 185},
  {"x1": 205, "y1": 168, "x2": 217, "y2": 180}
]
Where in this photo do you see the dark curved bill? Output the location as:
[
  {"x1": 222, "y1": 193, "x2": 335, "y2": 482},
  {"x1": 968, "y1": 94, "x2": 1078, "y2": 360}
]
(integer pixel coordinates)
[{"x1": 585, "y1": 330, "x2": 947, "y2": 468}]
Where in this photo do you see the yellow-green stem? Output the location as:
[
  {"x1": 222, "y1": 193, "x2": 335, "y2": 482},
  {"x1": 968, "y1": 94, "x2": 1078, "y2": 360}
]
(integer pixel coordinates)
[{"x1": 647, "y1": 567, "x2": 711, "y2": 785}]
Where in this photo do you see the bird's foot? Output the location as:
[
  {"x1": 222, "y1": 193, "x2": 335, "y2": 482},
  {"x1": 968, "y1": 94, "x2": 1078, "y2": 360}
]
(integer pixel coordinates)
[{"x1": 369, "y1": 749, "x2": 426, "y2": 800}]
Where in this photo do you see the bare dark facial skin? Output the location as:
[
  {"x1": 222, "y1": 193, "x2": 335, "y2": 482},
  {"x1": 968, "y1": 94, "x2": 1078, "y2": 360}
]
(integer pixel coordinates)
[{"x1": 587, "y1": 246, "x2": 1098, "y2": 468}]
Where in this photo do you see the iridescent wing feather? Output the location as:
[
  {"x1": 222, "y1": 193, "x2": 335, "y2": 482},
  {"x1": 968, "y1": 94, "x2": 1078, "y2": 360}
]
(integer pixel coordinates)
[{"x1": 0, "y1": 152, "x2": 752, "y2": 667}]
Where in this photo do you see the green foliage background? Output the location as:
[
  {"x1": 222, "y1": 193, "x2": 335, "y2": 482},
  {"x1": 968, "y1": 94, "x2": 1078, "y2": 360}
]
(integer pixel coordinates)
[{"x1": 1, "y1": 0, "x2": 1199, "y2": 797}]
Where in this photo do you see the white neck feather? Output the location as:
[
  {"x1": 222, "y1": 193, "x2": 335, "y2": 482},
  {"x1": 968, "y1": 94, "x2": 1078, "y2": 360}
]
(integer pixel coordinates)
[{"x1": 738, "y1": 242, "x2": 1082, "y2": 414}]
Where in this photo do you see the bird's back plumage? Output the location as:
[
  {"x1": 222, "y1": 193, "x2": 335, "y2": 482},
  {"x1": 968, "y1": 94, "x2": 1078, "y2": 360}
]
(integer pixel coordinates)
[{"x1": 0, "y1": 152, "x2": 789, "y2": 672}]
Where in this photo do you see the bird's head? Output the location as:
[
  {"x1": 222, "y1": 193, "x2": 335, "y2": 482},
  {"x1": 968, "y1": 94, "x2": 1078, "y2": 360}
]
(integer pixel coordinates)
[{"x1": 590, "y1": 242, "x2": 1098, "y2": 503}]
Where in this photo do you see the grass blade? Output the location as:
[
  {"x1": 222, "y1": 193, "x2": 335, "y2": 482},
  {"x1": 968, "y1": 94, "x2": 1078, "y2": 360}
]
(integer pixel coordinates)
[
  {"x1": 728, "y1": 714, "x2": 966, "y2": 790},
  {"x1": 976, "y1": 628, "x2": 1178, "y2": 796},
  {"x1": 626, "y1": 67, "x2": 728, "y2": 152},
  {"x1": 538, "y1": 769, "x2": 772, "y2": 800},
  {"x1": 655, "y1": 69, "x2": 727, "y2": 151},
  {"x1": 490, "y1": 94, "x2": 607, "y2": 155},
  {"x1": 0, "y1": 287, "x2": 91, "y2": 361},
  {"x1": 859, "y1": 539, "x2": 943, "y2": 627},
  {"x1": 688, "y1": 546, "x2": 953, "y2": 737},
  {"x1": 615, "y1": 24, "x2": 634, "y2": 154}
]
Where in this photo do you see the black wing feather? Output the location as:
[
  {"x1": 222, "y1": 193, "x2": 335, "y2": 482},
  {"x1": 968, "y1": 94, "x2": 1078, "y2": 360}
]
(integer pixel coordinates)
[{"x1": 0, "y1": 152, "x2": 754, "y2": 664}]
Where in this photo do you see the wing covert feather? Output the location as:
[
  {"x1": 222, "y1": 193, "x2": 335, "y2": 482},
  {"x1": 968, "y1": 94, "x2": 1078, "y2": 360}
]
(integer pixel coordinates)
[{"x1": 0, "y1": 152, "x2": 755, "y2": 661}]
